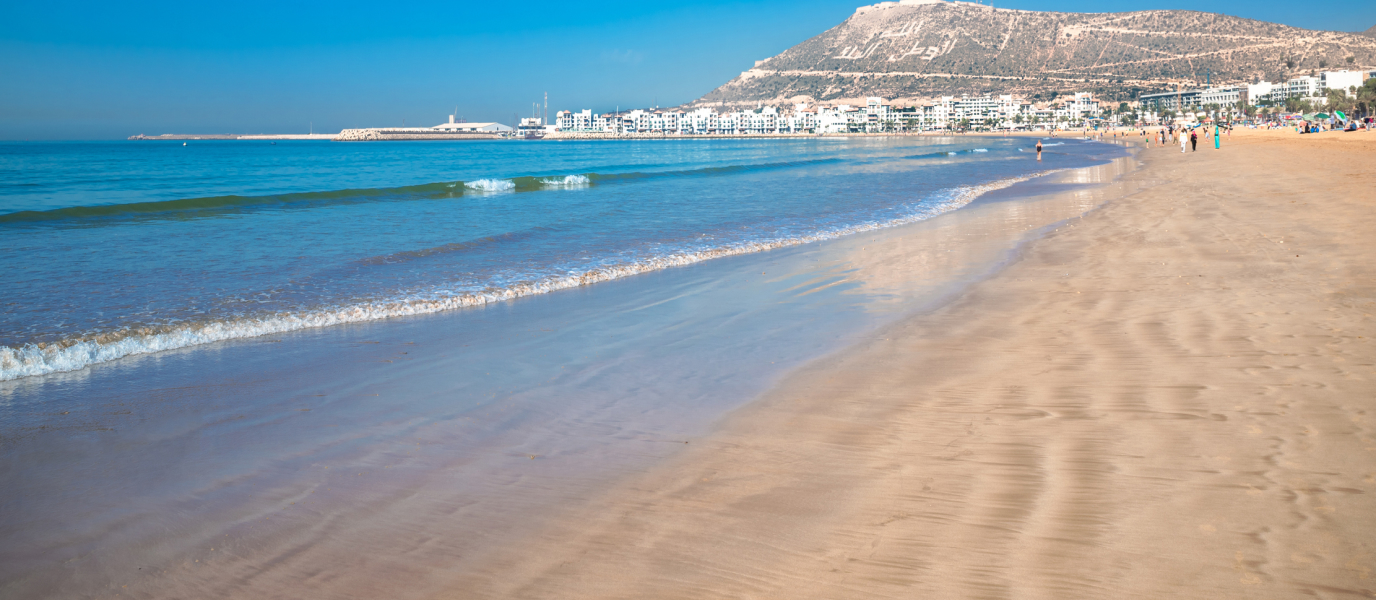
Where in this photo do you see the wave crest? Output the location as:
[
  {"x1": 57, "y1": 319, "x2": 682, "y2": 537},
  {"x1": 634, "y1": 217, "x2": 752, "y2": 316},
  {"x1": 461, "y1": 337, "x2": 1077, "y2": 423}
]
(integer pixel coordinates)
[
  {"x1": 464, "y1": 179, "x2": 516, "y2": 192},
  {"x1": 539, "y1": 175, "x2": 591, "y2": 187}
]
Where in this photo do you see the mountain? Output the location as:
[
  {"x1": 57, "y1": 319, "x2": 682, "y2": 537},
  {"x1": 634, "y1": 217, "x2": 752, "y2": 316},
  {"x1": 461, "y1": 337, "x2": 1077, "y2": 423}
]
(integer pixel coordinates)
[
  {"x1": 1364, "y1": 24, "x2": 1376, "y2": 37},
  {"x1": 688, "y1": 0, "x2": 1376, "y2": 108}
]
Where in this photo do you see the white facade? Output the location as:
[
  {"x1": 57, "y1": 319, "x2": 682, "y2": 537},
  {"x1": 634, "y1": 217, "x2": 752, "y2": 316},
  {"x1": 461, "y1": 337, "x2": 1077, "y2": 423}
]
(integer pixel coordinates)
[
  {"x1": 1199, "y1": 86, "x2": 1243, "y2": 107},
  {"x1": 1246, "y1": 81, "x2": 1276, "y2": 103},
  {"x1": 432, "y1": 118, "x2": 513, "y2": 133},
  {"x1": 1286, "y1": 76, "x2": 1321, "y2": 98},
  {"x1": 1321, "y1": 70, "x2": 1365, "y2": 95},
  {"x1": 555, "y1": 109, "x2": 595, "y2": 132},
  {"x1": 551, "y1": 92, "x2": 1122, "y2": 136}
]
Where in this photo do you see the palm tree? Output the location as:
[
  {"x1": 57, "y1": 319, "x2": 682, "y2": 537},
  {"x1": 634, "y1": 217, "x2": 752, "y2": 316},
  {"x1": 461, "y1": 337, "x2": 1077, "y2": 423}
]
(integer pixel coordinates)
[
  {"x1": 1356, "y1": 80, "x2": 1376, "y2": 119},
  {"x1": 1325, "y1": 89, "x2": 1349, "y2": 115}
]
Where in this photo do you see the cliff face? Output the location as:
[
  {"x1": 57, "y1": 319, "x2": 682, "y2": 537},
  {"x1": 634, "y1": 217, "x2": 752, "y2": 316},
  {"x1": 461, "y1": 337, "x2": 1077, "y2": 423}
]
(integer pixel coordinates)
[{"x1": 689, "y1": 1, "x2": 1376, "y2": 108}]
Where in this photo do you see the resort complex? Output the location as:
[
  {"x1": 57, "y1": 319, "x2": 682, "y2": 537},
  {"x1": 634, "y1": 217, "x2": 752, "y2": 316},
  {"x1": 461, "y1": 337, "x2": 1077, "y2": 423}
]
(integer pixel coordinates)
[
  {"x1": 551, "y1": 69, "x2": 1375, "y2": 135},
  {"x1": 1139, "y1": 70, "x2": 1371, "y2": 112}
]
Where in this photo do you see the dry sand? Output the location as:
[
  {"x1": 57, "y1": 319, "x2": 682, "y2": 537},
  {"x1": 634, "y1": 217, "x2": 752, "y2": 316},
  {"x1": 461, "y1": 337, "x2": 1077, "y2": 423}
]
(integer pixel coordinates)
[{"x1": 454, "y1": 129, "x2": 1376, "y2": 599}]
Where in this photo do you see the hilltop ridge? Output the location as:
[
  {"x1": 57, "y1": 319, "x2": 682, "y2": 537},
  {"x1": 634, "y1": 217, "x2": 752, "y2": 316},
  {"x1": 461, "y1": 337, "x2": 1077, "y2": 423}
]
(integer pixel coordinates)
[{"x1": 689, "y1": 1, "x2": 1376, "y2": 108}]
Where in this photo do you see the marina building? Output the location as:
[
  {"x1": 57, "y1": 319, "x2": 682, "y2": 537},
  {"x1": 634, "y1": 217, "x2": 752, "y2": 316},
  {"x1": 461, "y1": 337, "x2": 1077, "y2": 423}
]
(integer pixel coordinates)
[
  {"x1": 433, "y1": 116, "x2": 513, "y2": 133},
  {"x1": 542, "y1": 88, "x2": 1133, "y2": 136},
  {"x1": 553, "y1": 93, "x2": 1109, "y2": 135},
  {"x1": 552, "y1": 91, "x2": 1123, "y2": 136}
]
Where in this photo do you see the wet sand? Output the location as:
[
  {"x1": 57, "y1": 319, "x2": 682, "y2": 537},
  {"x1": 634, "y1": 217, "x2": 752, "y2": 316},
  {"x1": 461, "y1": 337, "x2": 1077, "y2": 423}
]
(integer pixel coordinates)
[
  {"x1": 459, "y1": 129, "x2": 1376, "y2": 598},
  {"x1": 0, "y1": 146, "x2": 1135, "y2": 599}
]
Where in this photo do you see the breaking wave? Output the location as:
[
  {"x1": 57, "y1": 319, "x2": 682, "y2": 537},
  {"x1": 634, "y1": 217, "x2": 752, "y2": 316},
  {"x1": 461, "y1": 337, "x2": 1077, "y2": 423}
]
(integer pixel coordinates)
[
  {"x1": 0, "y1": 171, "x2": 1058, "y2": 382},
  {"x1": 464, "y1": 179, "x2": 516, "y2": 192},
  {"x1": 1, "y1": 159, "x2": 843, "y2": 225},
  {"x1": 539, "y1": 175, "x2": 591, "y2": 186},
  {"x1": 906, "y1": 148, "x2": 995, "y2": 160}
]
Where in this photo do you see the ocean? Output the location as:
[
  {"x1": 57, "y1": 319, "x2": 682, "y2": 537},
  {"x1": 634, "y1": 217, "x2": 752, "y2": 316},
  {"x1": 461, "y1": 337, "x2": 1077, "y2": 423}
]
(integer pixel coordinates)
[
  {"x1": 0, "y1": 136, "x2": 1131, "y2": 597},
  {"x1": 0, "y1": 137, "x2": 1107, "y2": 381}
]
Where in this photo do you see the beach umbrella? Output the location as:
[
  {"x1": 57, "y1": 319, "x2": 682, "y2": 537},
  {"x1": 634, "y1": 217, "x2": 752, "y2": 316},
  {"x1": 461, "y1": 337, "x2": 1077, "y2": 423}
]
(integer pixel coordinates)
[
  {"x1": 1336, "y1": 111, "x2": 1347, "y2": 120},
  {"x1": 1314, "y1": 113, "x2": 1330, "y2": 119}
]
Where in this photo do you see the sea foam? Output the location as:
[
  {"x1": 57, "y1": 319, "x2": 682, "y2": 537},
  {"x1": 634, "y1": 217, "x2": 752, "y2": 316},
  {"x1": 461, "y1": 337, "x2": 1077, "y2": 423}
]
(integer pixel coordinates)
[
  {"x1": 540, "y1": 175, "x2": 591, "y2": 187},
  {"x1": 465, "y1": 179, "x2": 516, "y2": 192}
]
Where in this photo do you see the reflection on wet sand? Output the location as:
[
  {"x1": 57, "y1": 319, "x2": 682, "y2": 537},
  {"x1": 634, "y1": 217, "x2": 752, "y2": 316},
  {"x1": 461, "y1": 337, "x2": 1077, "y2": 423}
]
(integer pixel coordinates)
[
  {"x1": 457, "y1": 134, "x2": 1376, "y2": 599},
  {"x1": 0, "y1": 148, "x2": 1141, "y2": 599}
]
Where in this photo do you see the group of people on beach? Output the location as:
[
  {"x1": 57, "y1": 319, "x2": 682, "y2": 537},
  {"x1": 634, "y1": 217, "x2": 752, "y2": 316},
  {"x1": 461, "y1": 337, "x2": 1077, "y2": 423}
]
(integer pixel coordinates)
[
  {"x1": 1138, "y1": 124, "x2": 1229, "y2": 152},
  {"x1": 1031, "y1": 123, "x2": 1230, "y2": 160}
]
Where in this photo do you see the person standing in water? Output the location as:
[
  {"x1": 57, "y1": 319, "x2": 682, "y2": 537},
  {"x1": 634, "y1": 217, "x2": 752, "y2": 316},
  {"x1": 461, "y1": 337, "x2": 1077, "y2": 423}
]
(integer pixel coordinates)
[{"x1": 1036, "y1": 139, "x2": 1043, "y2": 161}]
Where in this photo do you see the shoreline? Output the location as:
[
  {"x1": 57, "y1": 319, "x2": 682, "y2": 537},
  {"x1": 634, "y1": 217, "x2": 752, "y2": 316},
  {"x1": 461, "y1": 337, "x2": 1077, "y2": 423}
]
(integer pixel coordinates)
[
  {"x1": 451, "y1": 129, "x2": 1376, "y2": 597},
  {"x1": 119, "y1": 129, "x2": 1144, "y2": 142},
  {"x1": 0, "y1": 141, "x2": 1139, "y2": 599},
  {"x1": 3, "y1": 138, "x2": 1100, "y2": 382}
]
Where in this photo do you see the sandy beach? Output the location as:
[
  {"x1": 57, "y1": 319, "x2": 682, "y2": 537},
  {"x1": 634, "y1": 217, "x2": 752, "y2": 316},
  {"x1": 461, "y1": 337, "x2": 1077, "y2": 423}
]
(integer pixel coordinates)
[{"x1": 454, "y1": 129, "x2": 1376, "y2": 598}]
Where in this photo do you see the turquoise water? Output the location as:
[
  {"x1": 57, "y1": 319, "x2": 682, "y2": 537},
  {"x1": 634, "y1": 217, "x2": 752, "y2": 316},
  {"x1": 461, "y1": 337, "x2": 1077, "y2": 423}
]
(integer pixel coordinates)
[
  {"x1": 0, "y1": 138, "x2": 1120, "y2": 380},
  {"x1": 0, "y1": 137, "x2": 1134, "y2": 597}
]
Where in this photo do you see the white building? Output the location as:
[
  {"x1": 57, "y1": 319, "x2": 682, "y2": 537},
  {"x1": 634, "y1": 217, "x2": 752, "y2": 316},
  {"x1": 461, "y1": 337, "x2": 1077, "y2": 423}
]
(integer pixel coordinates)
[
  {"x1": 681, "y1": 108, "x2": 718, "y2": 134},
  {"x1": 1246, "y1": 81, "x2": 1276, "y2": 104},
  {"x1": 552, "y1": 91, "x2": 1119, "y2": 136},
  {"x1": 1199, "y1": 86, "x2": 1243, "y2": 107},
  {"x1": 1321, "y1": 70, "x2": 1365, "y2": 95},
  {"x1": 1057, "y1": 93, "x2": 1100, "y2": 121},
  {"x1": 432, "y1": 116, "x2": 513, "y2": 133},
  {"x1": 555, "y1": 109, "x2": 596, "y2": 132},
  {"x1": 1285, "y1": 75, "x2": 1321, "y2": 99}
]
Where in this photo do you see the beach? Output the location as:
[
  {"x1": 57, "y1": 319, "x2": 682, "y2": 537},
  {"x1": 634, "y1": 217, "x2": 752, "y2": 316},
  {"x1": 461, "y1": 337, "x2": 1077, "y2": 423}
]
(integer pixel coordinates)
[
  {"x1": 3, "y1": 131, "x2": 1372, "y2": 599},
  {"x1": 0, "y1": 138, "x2": 1135, "y2": 598},
  {"x1": 450, "y1": 129, "x2": 1376, "y2": 598}
]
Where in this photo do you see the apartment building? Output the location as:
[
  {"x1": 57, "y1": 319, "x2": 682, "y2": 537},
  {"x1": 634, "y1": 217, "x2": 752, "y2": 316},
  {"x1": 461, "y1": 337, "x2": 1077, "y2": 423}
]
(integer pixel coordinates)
[
  {"x1": 552, "y1": 92, "x2": 1110, "y2": 136},
  {"x1": 1144, "y1": 70, "x2": 1372, "y2": 111},
  {"x1": 1321, "y1": 70, "x2": 1365, "y2": 94}
]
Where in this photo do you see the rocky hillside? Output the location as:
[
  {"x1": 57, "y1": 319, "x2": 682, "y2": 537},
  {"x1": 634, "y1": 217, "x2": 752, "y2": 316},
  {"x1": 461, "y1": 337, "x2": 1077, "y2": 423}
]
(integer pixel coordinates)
[{"x1": 689, "y1": 0, "x2": 1376, "y2": 108}]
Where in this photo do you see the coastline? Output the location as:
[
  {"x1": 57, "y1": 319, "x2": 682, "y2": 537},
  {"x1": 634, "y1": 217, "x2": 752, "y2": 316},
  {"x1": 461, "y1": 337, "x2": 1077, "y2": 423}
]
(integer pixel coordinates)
[
  {"x1": 453, "y1": 129, "x2": 1376, "y2": 598},
  {"x1": 0, "y1": 141, "x2": 1137, "y2": 598}
]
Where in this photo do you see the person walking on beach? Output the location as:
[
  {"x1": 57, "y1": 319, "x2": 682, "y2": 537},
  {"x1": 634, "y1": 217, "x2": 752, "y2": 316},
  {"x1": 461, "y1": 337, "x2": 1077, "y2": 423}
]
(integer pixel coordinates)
[
  {"x1": 1190, "y1": 129, "x2": 1198, "y2": 151},
  {"x1": 1180, "y1": 129, "x2": 1188, "y2": 153},
  {"x1": 1036, "y1": 139, "x2": 1043, "y2": 161}
]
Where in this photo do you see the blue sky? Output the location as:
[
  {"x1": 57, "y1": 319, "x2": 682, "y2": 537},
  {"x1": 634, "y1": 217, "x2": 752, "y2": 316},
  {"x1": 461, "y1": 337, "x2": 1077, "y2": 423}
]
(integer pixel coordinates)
[{"x1": 2, "y1": 0, "x2": 1372, "y2": 139}]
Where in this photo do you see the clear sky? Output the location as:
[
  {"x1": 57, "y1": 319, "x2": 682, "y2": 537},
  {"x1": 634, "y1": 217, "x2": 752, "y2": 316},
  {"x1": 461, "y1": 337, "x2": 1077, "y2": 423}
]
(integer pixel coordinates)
[{"x1": 2, "y1": 0, "x2": 1372, "y2": 139}]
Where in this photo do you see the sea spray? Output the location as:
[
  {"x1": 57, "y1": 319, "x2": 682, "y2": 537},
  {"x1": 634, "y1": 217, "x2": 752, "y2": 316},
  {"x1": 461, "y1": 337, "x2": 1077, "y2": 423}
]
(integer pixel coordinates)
[
  {"x1": 539, "y1": 175, "x2": 591, "y2": 187},
  {"x1": 465, "y1": 179, "x2": 516, "y2": 192}
]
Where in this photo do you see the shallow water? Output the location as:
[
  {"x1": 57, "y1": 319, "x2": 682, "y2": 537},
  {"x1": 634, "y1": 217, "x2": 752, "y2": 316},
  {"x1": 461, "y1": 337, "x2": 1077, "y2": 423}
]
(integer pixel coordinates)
[
  {"x1": 1, "y1": 138, "x2": 1119, "y2": 380},
  {"x1": 0, "y1": 138, "x2": 1132, "y2": 598}
]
